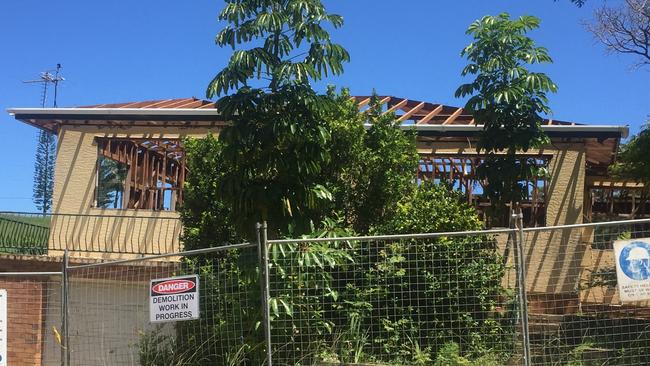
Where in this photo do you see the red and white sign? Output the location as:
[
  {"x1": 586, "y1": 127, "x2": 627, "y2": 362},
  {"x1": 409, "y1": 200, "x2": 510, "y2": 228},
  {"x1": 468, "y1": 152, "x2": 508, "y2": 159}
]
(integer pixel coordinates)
[
  {"x1": 152, "y1": 279, "x2": 196, "y2": 295},
  {"x1": 149, "y1": 275, "x2": 199, "y2": 323}
]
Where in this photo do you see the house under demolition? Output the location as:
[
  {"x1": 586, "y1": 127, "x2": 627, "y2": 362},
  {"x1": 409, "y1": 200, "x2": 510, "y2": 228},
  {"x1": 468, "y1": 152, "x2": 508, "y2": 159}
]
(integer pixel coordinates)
[{"x1": 1, "y1": 96, "x2": 644, "y2": 365}]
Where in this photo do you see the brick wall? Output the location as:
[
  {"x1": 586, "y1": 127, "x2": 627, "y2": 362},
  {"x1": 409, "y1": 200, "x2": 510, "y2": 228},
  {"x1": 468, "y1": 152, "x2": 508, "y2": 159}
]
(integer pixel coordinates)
[{"x1": 0, "y1": 278, "x2": 50, "y2": 366}]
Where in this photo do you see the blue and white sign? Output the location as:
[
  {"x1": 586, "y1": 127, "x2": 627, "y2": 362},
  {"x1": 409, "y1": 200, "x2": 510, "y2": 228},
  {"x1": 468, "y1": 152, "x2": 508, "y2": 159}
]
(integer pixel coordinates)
[
  {"x1": 614, "y1": 239, "x2": 650, "y2": 302},
  {"x1": 0, "y1": 289, "x2": 6, "y2": 366}
]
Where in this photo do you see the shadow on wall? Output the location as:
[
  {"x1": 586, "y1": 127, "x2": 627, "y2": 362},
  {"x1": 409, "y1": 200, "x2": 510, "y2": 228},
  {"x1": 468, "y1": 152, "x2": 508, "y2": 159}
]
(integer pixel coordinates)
[
  {"x1": 50, "y1": 130, "x2": 190, "y2": 258},
  {"x1": 523, "y1": 148, "x2": 586, "y2": 296},
  {"x1": 48, "y1": 213, "x2": 182, "y2": 257}
]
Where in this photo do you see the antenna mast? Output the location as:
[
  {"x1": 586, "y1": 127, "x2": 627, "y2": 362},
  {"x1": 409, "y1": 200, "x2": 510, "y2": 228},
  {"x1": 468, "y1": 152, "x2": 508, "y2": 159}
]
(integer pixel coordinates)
[{"x1": 23, "y1": 64, "x2": 65, "y2": 108}]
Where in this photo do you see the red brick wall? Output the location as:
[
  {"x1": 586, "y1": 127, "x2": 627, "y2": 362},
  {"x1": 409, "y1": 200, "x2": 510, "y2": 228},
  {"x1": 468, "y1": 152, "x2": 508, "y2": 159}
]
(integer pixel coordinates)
[{"x1": 0, "y1": 279, "x2": 46, "y2": 366}]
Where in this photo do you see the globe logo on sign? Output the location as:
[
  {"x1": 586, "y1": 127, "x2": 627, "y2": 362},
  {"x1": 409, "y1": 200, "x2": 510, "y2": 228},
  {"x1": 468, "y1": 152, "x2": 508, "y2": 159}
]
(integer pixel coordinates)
[{"x1": 619, "y1": 241, "x2": 650, "y2": 281}]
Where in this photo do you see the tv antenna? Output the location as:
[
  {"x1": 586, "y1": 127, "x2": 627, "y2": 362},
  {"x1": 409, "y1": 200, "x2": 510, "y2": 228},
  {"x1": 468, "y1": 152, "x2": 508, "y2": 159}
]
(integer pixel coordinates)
[{"x1": 23, "y1": 64, "x2": 65, "y2": 108}]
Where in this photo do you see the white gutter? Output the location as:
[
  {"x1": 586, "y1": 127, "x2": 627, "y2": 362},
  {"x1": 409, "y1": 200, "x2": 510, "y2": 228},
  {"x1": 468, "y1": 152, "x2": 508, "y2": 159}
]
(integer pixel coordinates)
[
  {"x1": 7, "y1": 107, "x2": 628, "y2": 138},
  {"x1": 7, "y1": 107, "x2": 221, "y2": 116},
  {"x1": 380, "y1": 124, "x2": 629, "y2": 138}
]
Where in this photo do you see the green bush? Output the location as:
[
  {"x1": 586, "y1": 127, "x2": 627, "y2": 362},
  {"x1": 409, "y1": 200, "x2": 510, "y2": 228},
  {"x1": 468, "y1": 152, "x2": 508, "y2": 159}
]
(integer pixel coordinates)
[
  {"x1": 434, "y1": 342, "x2": 504, "y2": 366},
  {"x1": 336, "y1": 182, "x2": 512, "y2": 362}
]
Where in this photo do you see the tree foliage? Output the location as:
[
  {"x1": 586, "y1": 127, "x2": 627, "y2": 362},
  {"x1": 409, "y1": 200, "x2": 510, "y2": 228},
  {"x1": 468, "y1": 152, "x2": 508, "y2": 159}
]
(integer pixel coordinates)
[
  {"x1": 181, "y1": 90, "x2": 418, "y2": 242},
  {"x1": 215, "y1": 85, "x2": 337, "y2": 236},
  {"x1": 456, "y1": 14, "x2": 556, "y2": 218},
  {"x1": 568, "y1": 0, "x2": 586, "y2": 6},
  {"x1": 611, "y1": 123, "x2": 650, "y2": 184},
  {"x1": 199, "y1": 0, "x2": 352, "y2": 239},
  {"x1": 32, "y1": 130, "x2": 56, "y2": 213},
  {"x1": 609, "y1": 123, "x2": 650, "y2": 217},
  {"x1": 207, "y1": 0, "x2": 349, "y2": 96},
  {"x1": 586, "y1": 0, "x2": 650, "y2": 68},
  {"x1": 95, "y1": 157, "x2": 128, "y2": 209},
  {"x1": 181, "y1": 135, "x2": 241, "y2": 250},
  {"x1": 343, "y1": 97, "x2": 419, "y2": 232}
]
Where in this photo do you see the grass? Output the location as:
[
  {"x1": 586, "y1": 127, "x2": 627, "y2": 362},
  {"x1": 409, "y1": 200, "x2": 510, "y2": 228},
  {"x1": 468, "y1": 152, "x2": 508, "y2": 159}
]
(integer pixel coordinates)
[{"x1": 0, "y1": 213, "x2": 50, "y2": 255}]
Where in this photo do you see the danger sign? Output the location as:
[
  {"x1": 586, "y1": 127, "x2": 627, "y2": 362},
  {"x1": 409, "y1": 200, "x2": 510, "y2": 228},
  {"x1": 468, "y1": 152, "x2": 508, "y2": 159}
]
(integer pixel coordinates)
[{"x1": 150, "y1": 275, "x2": 199, "y2": 323}]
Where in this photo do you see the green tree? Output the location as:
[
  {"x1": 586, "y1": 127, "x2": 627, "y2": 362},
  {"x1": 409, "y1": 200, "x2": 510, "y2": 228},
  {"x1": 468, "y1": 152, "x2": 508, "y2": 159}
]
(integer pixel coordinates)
[
  {"x1": 339, "y1": 94, "x2": 419, "y2": 233},
  {"x1": 212, "y1": 86, "x2": 341, "y2": 237},
  {"x1": 455, "y1": 13, "x2": 557, "y2": 222},
  {"x1": 181, "y1": 90, "x2": 418, "y2": 243},
  {"x1": 180, "y1": 135, "x2": 242, "y2": 250},
  {"x1": 207, "y1": 0, "x2": 349, "y2": 96},
  {"x1": 610, "y1": 123, "x2": 650, "y2": 218},
  {"x1": 202, "y1": 0, "x2": 351, "y2": 238},
  {"x1": 32, "y1": 130, "x2": 56, "y2": 213},
  {"x1": 95, "y1": 157, "x2": 128, "y2": 209}
]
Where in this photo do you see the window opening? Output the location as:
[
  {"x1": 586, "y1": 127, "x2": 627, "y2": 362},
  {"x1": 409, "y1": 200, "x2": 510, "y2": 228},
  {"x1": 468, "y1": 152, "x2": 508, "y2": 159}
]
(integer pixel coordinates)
[
  {"x1": 95, "y1": 138, "x2": 186, "y2": 211},
  {"x1": 418, "y1": 155, "x2": 549, "y2": 227}
]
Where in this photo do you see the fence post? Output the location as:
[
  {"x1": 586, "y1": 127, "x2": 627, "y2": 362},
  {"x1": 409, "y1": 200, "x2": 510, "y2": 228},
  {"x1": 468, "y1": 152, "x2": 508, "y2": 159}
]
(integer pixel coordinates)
[
  {"x1": 257, "y1": 222, "x2": 273, "y2": 366},
  {"x1": 512, "y1": 207, "x2": 532, "y2": 366},
  {"x1": 61, "y1": 249, "x2": 70, "y2": 366}
]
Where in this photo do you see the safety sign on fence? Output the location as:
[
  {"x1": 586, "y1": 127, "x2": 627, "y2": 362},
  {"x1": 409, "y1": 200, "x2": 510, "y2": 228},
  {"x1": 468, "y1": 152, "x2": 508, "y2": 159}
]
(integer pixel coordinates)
[
  {"x1": 149, "y1": 275, "x2": 199, "y2": 322},
  {"x1": 0, "y1": 289, "x2": 6, "y2": 366},
  {"x1": 614, "y1": 238, "x2": 650, "y2": 302}
]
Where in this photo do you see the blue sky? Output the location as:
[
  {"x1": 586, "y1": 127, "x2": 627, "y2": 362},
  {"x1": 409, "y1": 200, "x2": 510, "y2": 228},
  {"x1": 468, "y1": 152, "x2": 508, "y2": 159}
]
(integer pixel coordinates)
[{"x1": 0, "y1": 0, "x2": 648, "y2": 212}]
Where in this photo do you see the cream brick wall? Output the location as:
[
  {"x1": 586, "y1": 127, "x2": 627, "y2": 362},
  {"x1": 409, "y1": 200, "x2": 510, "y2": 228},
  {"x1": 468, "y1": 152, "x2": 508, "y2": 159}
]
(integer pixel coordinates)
[
  {"x1": 419, "y1": 140, "x2": 587, "y2": 295},
  {"x1": 54, "y1": 127, "x2": 589, "y2": 292},
  {"x1": 51, "y1": 125, "x2": 222, "y2": 258}
]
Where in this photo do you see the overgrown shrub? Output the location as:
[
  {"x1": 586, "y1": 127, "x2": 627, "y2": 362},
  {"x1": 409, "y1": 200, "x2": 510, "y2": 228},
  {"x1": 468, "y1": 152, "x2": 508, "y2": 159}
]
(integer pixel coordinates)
[{"x1": 334, "y1": 182, "x2": 512, "y2": 363}]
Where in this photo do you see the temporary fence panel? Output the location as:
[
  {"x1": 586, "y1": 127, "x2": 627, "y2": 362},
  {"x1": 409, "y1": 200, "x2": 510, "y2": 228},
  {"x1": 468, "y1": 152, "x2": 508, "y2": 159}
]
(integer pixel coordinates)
[
  {"x1": 266, "y1": 229, "x2": 525, "y2": 366},
  {"x1": 6, "y1": 219, "x2": 650, "y2": 365},
  {"x1": 65, "y1": 243, "x2": 262, "y2": 366},
  {"x1": 523, "y1": 219, "x2": 650, "y2": 365},
  {"x1": 0, "y1": 272, "x2": 63, "y2": 366}
]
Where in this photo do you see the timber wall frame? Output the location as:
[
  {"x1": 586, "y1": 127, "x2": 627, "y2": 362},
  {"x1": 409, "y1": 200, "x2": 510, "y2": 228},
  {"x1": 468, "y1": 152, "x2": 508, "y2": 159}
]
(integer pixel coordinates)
[{"x1": 96, "y1": 138, "x2": 186, "y2": 211}]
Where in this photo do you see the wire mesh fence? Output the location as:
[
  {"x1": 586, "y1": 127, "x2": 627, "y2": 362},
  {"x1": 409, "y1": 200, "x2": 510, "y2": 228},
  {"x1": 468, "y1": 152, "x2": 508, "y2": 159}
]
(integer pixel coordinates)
[
  {"x1": 4, "y1": 219, "x2": 650, "y2": 365},
  {"x1": 266, "y1": 229, "x2": 524, "y2": 365},
  {"x1": 64, "y1": 243, "x2": 261, "y2": 366},
  {"x1": 522, "y1": 219, "x2": 650, "y2": 366}
]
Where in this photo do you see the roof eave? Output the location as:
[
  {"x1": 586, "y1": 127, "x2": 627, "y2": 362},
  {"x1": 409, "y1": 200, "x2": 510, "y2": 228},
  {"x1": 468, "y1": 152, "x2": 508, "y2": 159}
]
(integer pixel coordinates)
[
  {"x1": 7, "y1": 107, "x2": 224, "y2": 123},
  {"x1": 7, "y1": 107, "x2": 629, "y2": 139}
]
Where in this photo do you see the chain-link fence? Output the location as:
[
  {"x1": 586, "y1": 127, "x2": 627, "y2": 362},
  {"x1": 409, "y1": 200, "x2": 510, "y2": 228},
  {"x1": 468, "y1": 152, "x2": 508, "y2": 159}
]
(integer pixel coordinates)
[{"x1": 4, "y1": 218, "x2": 650, "y2": 365}]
